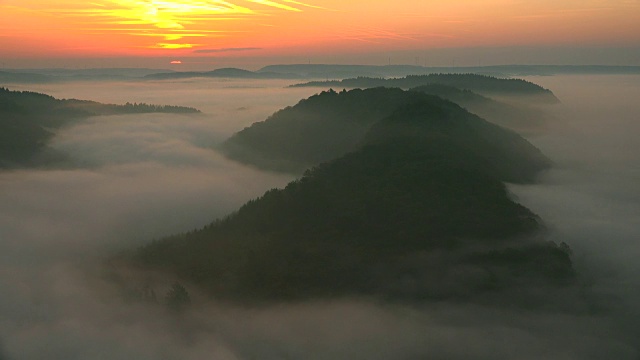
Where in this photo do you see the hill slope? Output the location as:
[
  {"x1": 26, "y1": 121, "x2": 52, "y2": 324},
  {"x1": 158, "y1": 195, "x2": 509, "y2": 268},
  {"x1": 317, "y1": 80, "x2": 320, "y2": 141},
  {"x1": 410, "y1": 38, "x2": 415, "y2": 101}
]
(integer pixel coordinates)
[
  {"x1": 125, "y1": 100, "x2": 574, "y2": 307},
  {"x1": 411, "y1": 84, "x2": 549, "y2": 133},
  {"x1": 221, "y1": 87, "x2": 550, "y2": 183}
]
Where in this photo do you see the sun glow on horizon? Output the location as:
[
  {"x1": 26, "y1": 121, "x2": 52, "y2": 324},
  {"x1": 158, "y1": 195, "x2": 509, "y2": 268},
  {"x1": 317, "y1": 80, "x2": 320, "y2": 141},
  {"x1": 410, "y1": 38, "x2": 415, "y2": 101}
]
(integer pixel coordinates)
[
  {"x1": 63, "y1": 0, "x2": 318, "y2": 48},
  {"x1": 0, "y1": 0, "x2": 321, "y2": 53},
  {"x1": 0, "y1": 0, "x2": 639, "y2": 64}
]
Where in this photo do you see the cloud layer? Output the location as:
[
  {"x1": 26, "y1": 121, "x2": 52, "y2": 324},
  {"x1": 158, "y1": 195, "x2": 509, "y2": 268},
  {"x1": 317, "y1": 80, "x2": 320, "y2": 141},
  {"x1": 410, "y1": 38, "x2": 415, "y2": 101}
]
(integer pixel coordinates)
[{"x1": 1, "y1": 75, "x2": 640, "y2": 359}]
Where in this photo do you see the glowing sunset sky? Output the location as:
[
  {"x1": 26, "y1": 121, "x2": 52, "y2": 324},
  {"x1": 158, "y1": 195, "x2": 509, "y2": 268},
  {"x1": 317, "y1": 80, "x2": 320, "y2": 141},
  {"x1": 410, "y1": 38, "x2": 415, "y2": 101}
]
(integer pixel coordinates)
[{"x1": 1, "y1": 0, "x2": 639, "y2": 68}]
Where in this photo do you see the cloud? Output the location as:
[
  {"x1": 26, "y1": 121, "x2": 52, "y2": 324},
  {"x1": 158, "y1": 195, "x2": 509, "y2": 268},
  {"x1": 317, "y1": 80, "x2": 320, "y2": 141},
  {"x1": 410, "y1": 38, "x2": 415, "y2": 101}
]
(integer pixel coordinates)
[
  {"x1": 193, "y1": 47, "x2": 262, "y2": 54},
  {"x1": 1, "y1": 0, "x2": 322, "y2": 51},
  {"x1": 0, "y1": 78, "x2": 313, "y2": 358},
  {"x1": 1, "y1": 76, "x2": 640, "y2": 358},
  {"x1": 508, "y1": 74, "x2": 640, "y2": 353}
]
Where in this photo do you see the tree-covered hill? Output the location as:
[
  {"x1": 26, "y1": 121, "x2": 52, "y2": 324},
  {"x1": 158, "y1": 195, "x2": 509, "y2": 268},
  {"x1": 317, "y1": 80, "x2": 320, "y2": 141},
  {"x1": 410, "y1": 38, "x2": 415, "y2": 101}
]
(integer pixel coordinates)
[
  {"x1": 411, "y1": 84, "x2": 550, "y2": 133},
  {"x1": 221, "y1": 88, "x2": 432, "y2": 173},
  {"x1": 290, "y1": 73, "x2": 559, "y2": 102},
  {"x1": 123, "y1": 99, "x2": 575, "y2": 308},
  {"x1": 0, "y1": 87, "x2": 199, "y2": 167},
  {"x1": 410, "y1": 83, "x2": 490, "y2": 104},
  {"x1": 221, "y1": 87, "x2": 550, "y2": 183},
  {"x1": 364, "y1": 101, "x2": 550, "y2": 183}
]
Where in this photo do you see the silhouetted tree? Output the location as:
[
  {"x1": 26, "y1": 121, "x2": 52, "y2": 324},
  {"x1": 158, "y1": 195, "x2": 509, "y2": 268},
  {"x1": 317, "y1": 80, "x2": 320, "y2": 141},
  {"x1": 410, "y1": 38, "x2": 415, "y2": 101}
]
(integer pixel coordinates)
[{"x1": 165, "y1": 282, "x2": 190, "y2": 312}]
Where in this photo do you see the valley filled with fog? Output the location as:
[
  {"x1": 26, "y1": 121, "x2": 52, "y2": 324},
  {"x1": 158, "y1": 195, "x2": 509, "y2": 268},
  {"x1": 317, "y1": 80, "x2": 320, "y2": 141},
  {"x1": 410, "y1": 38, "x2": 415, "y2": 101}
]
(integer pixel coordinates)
[{"x1": 1, "y1": 75, "x2": 639, "y2": 359}]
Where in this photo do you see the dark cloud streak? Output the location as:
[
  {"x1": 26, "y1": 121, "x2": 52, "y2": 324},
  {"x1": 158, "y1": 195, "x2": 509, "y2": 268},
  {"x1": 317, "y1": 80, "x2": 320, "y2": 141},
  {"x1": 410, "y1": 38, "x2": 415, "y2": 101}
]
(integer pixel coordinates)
[{"x1": 193, "y1": 47, "x2": 262, "y2": 54}]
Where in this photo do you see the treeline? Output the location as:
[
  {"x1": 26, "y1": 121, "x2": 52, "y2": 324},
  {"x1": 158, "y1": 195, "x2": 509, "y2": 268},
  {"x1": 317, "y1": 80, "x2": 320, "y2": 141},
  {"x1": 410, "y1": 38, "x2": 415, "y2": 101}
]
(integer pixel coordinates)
[
  {"x1": 290, "y1": 73, "x2": 558, "y2": 101},
  {"x1": 0, "y1": 87, "x2": 199, "y2": 119},
  {"x1": 115, "y1": 102, "x2": 200, "y2": 114}
]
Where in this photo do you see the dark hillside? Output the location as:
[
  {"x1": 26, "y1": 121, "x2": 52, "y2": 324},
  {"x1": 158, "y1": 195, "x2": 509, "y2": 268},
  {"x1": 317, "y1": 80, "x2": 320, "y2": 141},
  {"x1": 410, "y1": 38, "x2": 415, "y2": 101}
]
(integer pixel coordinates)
[
  {"x1": 126, "y1": 99, "x2": 572, "y2": 307},
  {"x1": 290, "y1": 74, "x2": 559, "y2": 102},
  {"x1": 411, "y1": 84, "x2": 550, "y2": 133},
  {"x1": 222, "y1": 87, "x2": 550, "y2": 183}
]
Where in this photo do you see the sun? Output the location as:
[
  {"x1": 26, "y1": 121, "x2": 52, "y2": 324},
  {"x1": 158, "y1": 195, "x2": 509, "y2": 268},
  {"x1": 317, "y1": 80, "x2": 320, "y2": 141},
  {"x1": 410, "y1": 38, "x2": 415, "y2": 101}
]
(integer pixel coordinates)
[
  {"x1": 0, "y1": 0, "x2": 329, "y2": 56},
  {"x1": 96, "y1": 0, "x2": 254, "y2": 30},
  {"x1": 74, "y1": 0, "x2": 316, "y2": 49}
]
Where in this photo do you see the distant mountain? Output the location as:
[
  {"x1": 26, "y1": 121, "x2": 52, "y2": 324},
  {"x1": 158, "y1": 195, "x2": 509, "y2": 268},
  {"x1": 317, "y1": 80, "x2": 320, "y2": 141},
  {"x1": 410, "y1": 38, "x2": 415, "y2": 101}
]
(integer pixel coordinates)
[
  {"x1": 0, "y1": 68, "x2": 175, "y2": 83},
  {"x1": 5, "y1": 65, "x2": 639, "y2": 85},
  {"x1": 0, "y1": 71, "x2": 55, "y2": 83},
  {"x1": 259, "y1": 64, "x2": 434, "y2": 79},
  {"x1": 469, "y1": 65, "x2": 640, "y2": 76},
  {"x1": 221, "y1": 87, "x2": 550, "y2": 182},
  {"x1": 0, "y1": 87, "x2": 200, "y2": 168},
  {"x1": 260, "y1": 64, "x2": 640, "y2": 78},
  {"x1": 124, "y1": 98, "x2": 575, "y2": 307},
  {"x1": 144, "y1": 67, "x2": 300, "y2": 80},
  {"x1": 23, "y1": 68, "x2": 175, "y2": 78},
  {"x1": 291, "y1": 74, "x2": 559, "y2": 101}
]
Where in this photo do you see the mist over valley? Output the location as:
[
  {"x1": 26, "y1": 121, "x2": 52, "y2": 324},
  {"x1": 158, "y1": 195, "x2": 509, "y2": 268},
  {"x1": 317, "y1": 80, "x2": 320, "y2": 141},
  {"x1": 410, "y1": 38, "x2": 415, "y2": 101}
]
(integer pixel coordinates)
[{"x1": 0, "y1": 73, "x2": 639, "y2": 359}]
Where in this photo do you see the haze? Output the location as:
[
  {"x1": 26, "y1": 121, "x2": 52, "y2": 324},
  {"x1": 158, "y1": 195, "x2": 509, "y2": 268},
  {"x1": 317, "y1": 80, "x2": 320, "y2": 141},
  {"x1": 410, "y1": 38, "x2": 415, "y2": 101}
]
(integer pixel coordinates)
[{"x1": 0, "y1": 74, "x2": 637, "y2": 359}]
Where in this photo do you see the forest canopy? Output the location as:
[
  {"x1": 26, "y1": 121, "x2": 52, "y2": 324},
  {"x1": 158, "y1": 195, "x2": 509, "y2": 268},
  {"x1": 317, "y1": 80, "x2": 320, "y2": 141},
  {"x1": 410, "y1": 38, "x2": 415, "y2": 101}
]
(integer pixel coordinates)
[{"x1": 123, "y1": 87, "x2": 577, "y2": 309}]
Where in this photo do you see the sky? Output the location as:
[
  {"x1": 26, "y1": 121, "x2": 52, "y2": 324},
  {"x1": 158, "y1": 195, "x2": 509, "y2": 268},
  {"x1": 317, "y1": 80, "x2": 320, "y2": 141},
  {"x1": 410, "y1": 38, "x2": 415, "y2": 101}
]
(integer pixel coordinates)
[{"x1": 1, "y1": 0, "x2": 640, "y2": 69}]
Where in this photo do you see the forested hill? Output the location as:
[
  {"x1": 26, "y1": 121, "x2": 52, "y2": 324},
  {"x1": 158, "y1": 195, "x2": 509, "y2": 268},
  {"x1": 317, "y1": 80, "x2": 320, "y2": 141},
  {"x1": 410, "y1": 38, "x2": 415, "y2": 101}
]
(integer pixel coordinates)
[
  {"x1": 221, "y1": 87, "x2": 550, "y2": 183},
  {"x1": 410, "y1": 84, "x2": 550, "y2": 134},
  {"x1": 290, "y1": 73, "x2": 558, "y2": 101},
  {"x1": 221, "y1": 88, "x2": 429, "y2": 173},
  {"x1": 410, "y1": 83, "x2": 491, "y2": 104},
  {"x1": 0, "y1": 87, "x2": 199, "y2": 167},
  {"x1": 126, "y1": 100, "x2": 576, "y2": 307}
]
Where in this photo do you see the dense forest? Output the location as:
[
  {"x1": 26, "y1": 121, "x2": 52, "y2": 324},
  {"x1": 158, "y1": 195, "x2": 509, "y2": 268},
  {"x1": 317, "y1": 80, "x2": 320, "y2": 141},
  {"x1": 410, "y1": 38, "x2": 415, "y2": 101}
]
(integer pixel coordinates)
[
  {"x1": 221, "y1": 87, "x2": 550, "y2": 182},
  {"x1": 290, "y1": 73, "x2": 559, "y2": 101},
  {"x1": 0, "y1": 87, "x2": 199, "y2": 167},
  {"x1": 123, "y1": 92, "x2": 578, "y2": 309},
  {"x1": 410, "y1": 84, "x2": 549, "y2": 133}
]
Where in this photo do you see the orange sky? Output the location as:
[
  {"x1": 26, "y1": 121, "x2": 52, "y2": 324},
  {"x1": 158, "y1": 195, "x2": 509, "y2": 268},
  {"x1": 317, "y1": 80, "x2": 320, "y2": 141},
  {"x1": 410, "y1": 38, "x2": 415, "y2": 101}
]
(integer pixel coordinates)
[{"x1": 1, "y1": 0, "x2": 639, "y2": 67}]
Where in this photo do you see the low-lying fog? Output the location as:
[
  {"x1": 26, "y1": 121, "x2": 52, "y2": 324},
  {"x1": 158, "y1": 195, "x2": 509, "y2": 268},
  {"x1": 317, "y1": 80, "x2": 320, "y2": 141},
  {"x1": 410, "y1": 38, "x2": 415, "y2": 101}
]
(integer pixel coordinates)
[
  {"x1": 512, "y1": 74, "x2": 640, "y2": 351},
  {"x1": 1, "y1": 76, "x2": 639, "y2": 359}
]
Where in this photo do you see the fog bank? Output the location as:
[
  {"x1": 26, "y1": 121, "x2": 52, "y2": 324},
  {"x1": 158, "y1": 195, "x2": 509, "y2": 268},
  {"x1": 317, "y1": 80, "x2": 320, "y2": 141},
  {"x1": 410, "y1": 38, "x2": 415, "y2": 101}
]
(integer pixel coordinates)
[
  {"x1": 1, "y1": 76, "x2": 639, "y2": 359},
  {"x1": 511, "y1": 74, "x2": 640, "y2": 350}
]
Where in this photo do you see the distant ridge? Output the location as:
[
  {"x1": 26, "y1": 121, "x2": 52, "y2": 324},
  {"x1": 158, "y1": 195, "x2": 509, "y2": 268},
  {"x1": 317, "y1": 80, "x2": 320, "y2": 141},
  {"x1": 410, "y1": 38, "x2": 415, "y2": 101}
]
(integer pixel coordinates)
[
  {"x1": 0, "y1": 68, "x2": 174, "y2": 83},
  {"x1": 290, "y1": 74, "x2": 559, "y2": 101},
  {"x1": 260, "y1": 64, "x2": 640, "y2": 78},
  {"x1": 0, "y1": 71, "x2": 55, "y2": 84},
  {"x1": 3, "y1": 65, "x2": 639, "y2": 84},
  {"x1": 144, "y1": 67, "x2": 300, "y2": 80}
]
